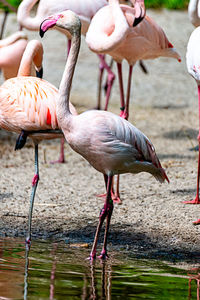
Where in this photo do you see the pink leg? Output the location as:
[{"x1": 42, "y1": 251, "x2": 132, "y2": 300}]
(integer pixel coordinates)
[
  {"x1": 184, "y1": 85, "x2": 200, "y2": 205},
  {"x1": 117, "y1": 63, "x2": 126, "y2": 118},
  {"x1": 97, "y1": 54, "x2": 115, "y2": 111},
  {"x1": 50, "y1": 138, "x2": 65, "y2": 164},
  {"x1": 96, "y1": 54, "x2": 105, "y2": 110},
  {"x1": 26, "y1": 144, "x2": 39, "y2": 245},
  {"x1": 89, "y1": 175, "x2": 114, "y2": 260}
]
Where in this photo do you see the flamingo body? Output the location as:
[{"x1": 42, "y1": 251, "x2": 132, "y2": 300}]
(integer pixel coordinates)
[
  {"x1": 86, "y1": 5, "x2": 181, "y2": 64},
  {"x1": 65, "y1": 109, "x2": 168, "y2": 182}
]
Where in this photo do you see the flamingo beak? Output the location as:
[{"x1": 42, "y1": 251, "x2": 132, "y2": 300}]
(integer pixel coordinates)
[
  {"x1": 132, "y1": 2, "x2": 145, "y2": 27},
  {"x1": 39, "y1": 16, "x2": 60, "y2": 37}
]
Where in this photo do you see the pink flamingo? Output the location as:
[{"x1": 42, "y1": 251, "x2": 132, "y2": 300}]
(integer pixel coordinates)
[
  {"x1": 184, "y1": 27, "x2": 200, "y2": 221},
  {"x1": 40, "y1": 10, "x2": 169, "y2": 260},
  {"x1": 0, "y1": 39, "x2": 77, "y2": 244},
  {"x1": 86, "y1": 0, "x2": 180, "y2": 202},
  {"x1": 0, "y1": 31, "x2": 28, "y2": 80},
  {"x1": 86, "y1": 0, "x2": 181, "y2": 120}
]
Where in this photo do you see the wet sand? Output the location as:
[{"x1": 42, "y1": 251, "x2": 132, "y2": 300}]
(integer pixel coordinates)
[{"x1": 0, "y1": 9, "x2": 200, "y2": 262}]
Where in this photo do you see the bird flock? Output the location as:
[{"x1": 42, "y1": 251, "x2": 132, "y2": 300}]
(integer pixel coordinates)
[{"x1": 0, "y1": 0, "x2": 199, "y2": 259}]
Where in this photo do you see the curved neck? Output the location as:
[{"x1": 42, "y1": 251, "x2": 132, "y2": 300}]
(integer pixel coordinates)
[
  {"x1": 57, "y1": 32, "x2": 80, "y2": 120},
  {"x1": 17, "y1": 0, "x2": 41, "y2": 30},
  {"x1": 87, "y1": 0, "x2": 129, "y2": 52},
  {"x1": 18, "y1": 40, "x2": 43, "y2": 76}
]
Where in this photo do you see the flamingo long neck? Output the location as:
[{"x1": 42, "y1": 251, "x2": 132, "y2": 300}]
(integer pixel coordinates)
[
  {"x1": 57, "y1": 31, "x2": 80, "y2": 123},
  {"x1": 17, "y1": 0, "x2": 41, "y2": 31},
  {"x1": 17, "y1": 40, "x2": 43, "y2": 77},
  {"x1": 105, "y1": 0, "x2": 129, "y2": 50},
  {"x1": 86, "y1": 0, "x2": 129, "y2": 52}
]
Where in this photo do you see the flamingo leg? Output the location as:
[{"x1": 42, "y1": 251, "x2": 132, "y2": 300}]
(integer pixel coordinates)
[
  {"x1": 97, "y1": 54, "x2": 115, "y2": 111},
  {"x1": 26, "y1": 144, "x2": 39, "y2": 245},
  {"x1": 103, "y1": 57, "x2": 114, "y2": 94},
  {"x1": 184, "y1": 85, "x2": 200, "y2": 206},
  {"x1": 50, "y1": 138, "x2": 65, "y2": 164},
  {"x1": 117, "y1": 63, "x2": 126, "y2": 118},
  {"x1": 96, "y1": 54, "x2": 105, "y2": 110},
  {"x1": 89, "y1": 175, "x2": 113, "y2": 260}
]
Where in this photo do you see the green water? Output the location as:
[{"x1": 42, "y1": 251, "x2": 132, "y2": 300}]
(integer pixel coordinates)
[{"x1": 0, "y1": 238, "x2": 198, "y2": 299}]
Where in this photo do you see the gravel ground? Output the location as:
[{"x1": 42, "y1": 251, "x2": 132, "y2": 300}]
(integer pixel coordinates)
[{"x1": 0, "y1": 8, "x2": 200, "y2": 262}]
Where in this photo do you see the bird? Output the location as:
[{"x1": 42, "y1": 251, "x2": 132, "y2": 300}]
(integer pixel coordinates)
[
  {"x1": 0, "y1": 39, "x2": 77, "y2": 245},
  {"x1": 0, "y1": 31, "x2": 28, "y2": 80},
  {"x1": 86, "y1": 0, "x2": 180, "y2": 202},
  {"x1": 40, "y1": 9, "x2": 169, "y2": 260},
  {"x1": 188, "y1": 0, "x2": 200, "y2": 27},
  {"x1": 86, "y1": 0, "x2": 181, "y2": 120},
  {"x1": 185, "y1": 26, "x2": 200, "y2": 224}
]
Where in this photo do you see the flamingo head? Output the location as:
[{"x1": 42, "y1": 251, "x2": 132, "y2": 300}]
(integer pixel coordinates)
[{"x1": 40, "y1": 10, "x2": 81, "y2": 38}]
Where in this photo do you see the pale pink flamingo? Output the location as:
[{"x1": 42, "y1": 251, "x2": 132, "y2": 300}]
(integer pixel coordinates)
[
  {"x1": 0, "y1": 31, "x2": 28, "y2": 80},
  {"x1": 188, "y1": 0, "x2": 200, "y2": 27},
  {"x1": 184, "y1": 27, "x2": 200, "y2": 223},
  {"x1": 86, "y1": 0, "x2": 181, "y2": 120},
  {"x1": 40, "y1": 10, "x2": 169, "y2": 260},
  {"x1": 86, "y1": 0, "x2": 180, "y2": 202},
  {"x1": 0, "y1": 39, "x2": 77, "y2": 244}
]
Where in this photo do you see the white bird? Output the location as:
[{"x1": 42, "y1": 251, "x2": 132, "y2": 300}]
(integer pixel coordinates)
[{"x1": 185, "y1": 26, "x2": 200, "y2": 224}]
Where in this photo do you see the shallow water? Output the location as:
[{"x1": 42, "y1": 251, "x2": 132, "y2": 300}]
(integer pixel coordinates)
[{"x1": 0, "y1": 238, "x2": 199, "y2": 300}]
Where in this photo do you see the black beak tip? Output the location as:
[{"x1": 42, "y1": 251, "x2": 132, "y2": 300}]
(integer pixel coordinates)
[{"x1": 39, "y1": 27, "x2": 45, "y2": 38}]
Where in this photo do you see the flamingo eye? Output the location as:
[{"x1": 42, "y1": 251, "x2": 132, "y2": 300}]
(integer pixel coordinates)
[{"x1": 59, "y1": 14, "x2": 64, "y2": 18}]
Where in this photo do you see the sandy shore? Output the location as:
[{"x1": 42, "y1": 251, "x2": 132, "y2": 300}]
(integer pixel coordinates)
[{"x1": 0, "y1": 9, "x2": 200, "y2": 262}]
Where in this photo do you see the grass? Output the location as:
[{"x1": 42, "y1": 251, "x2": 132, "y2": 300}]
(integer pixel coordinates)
[{"x1": 145, "y1": 0, "x2": 189, "y2": 9}]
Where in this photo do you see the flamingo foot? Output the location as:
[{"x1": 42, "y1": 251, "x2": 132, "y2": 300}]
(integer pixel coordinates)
[
  {"x1": 98, "y1": 249, "x2": 108, "y2": 260},
  {"x1": 183, "y1": 196, "x2": 200, "y2": 204},
  {"x1": 119, "y1": 109, "x2": 128, "y2": 120},
  {"x1": 87, "y1": 251, "x2": 96, "y2": 261},
  {"x1": 50, "y1": 158, "x2": 65, "y2": 164},
  {"x1": 96, "y1": 192, "x2": 122, "y2": 204},
  {"x1": 193, "y1": 219, "x2": 200, "y2": 225}
]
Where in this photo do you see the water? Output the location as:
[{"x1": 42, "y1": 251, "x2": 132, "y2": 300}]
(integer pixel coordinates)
[{"x1": 0, "y1": 238, "x2": 199, "y2": 300}]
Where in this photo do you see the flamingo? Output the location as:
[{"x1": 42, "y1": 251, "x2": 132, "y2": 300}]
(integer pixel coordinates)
[
  {"x1": 40, "y1": 10, "x2": 169, "y2": 260},
  {"x1": 86, "y1": 0, "x2": 181, "y2": 120},
  {"x1": 0, "y1": 31, "x2": 28, "y2": 80},
  {"x1": 185, "y1": 27, "x2": 200, "y2": 223},
  {"x1": 188, "y1": 0, "x2": 200, "y2": 27},
  {"x1": 86, "y1": 0, "x2": 181, "y2": 202},
  {"x1": 0, "y1": 39, "x2": 77, "y2": 245}
]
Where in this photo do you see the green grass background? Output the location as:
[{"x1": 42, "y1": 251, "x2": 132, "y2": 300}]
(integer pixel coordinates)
[{"x1": 0, "y1": 0, "x2": 191, "y2": 12}]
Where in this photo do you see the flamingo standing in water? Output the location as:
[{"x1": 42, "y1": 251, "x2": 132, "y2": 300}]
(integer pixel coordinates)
[
  {"x1": 185, "y1": 27, "x2": 200, "y2": 223},
  {"x1": 86, "y1": 0, "x2": 180, "y2": 202},
  {"x1": 0, "y1": 40, "x2": 77, "y2": 244},
  {"x1": 188, "y1": 0, "x2": 200, "y2": 27},
  {"x1": 0, "y1": 31, "x2": 28, "y2": 80},
  {"x1": 40, "y1": 10, "x2": 169, "y2": 260}
]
